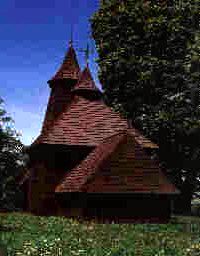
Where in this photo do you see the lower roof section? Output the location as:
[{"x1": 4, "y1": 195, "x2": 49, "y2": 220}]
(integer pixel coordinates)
[{"x1": 55, "y1": 131, "x2": 179, "y2": 195}]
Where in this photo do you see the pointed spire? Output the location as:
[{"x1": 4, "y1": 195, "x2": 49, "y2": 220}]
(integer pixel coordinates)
[
  {"x1": 74, "y1": 65, "x2": 97, "y2": 91},
  {"x1": 48, "y1": 39, "x2": 81, "y2": 83}
]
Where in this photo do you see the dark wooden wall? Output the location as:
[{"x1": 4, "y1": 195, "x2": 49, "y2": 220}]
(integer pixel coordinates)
[
  {"x1": 27, "y1": 144, "x2": 93, "y2": 216},
  {"x1": 26, "y1": 143, "x2": 172, "y2": 222},
  {"x1": 56, "y1": 192, "x2": 171, "y2": 223},
  {"x1": 83, "y1": 193, "x2": 171, "y2": 222},
  {"x1": 84, "y1": 136, "x2": 159, "y2": 193}
]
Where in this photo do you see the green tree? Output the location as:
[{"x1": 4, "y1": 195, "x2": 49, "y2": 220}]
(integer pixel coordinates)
[
  {"x1": 91, "y1": 0, "x2": 200, "y2": 214},
  {"x1": 0, "y1": 97, "x2": 25, "y2": 211}
]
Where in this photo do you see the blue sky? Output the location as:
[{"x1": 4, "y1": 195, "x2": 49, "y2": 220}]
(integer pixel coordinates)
[{"x1": 0, "y1": 0, "x2": 100, "y2": 146}]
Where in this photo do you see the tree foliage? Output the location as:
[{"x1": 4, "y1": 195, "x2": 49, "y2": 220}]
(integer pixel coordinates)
[
  {"x1": 91, "y1": 0, "x2": 200, "y2": 213},
  {"x1": 0, "y1": 97, "x2": 25, "y2": 211}
]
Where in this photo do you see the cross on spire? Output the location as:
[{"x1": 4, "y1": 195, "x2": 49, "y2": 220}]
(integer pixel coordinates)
[
  {"x1": 85, "y1": 43, "x2": 89, "y2": 66},
  {"x1": 79, "y1": 42, "x2": 94, "y2": 67}
]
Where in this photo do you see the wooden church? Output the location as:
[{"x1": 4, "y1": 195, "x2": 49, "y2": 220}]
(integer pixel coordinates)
[{"x1": 19, "y1": 40, "x2": 180, "y2": 223}]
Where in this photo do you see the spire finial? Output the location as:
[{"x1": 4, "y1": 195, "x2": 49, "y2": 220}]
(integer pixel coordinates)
[
  {"x1": 85, "y1": 43, "x2": 89, "y2": 67},
  {"x1": 78, "y1": 42, "x2": 90, "y2": 67},
  {"x1": 69, "y1": 24, "x2": 73, "y2": 47}
]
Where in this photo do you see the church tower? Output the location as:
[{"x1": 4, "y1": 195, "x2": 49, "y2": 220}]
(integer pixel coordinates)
[{"x1": 41, "y1": 40, "x2": 81, "y2": 134}]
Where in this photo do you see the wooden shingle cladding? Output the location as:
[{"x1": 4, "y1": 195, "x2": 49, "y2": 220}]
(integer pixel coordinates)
[
  {"x1": 72, "y1": 65, "x2": 103, "y2": 101},
  {"x1": 21, "y1": 144, "x2": 94, "y2": 183},
  {"x1": 55, "y1": 131, "x2": 179, "y2": 195},
  {"x1": 32, "y1": 60, "x2": 158, "y2": 149},
  {"x1": 32, "y1": 95, "x2": 158, "y2": 149},
  {"x1": 32, "y1": 96, "x2": 128, "y2": 146},
  {"x1": 29, "y1": 160, "x2": 67, "y2": 214},
  {"x1": 73, "y1": 65, "x2": 98, "y2": 91},
  {"x1": 128, "y1": 128, "x2": 158, "y2": 149},
  {"x1": 41, "y1": 86, "x2": 73, "y2": 134},
  {"x1": 49, "y1": 43, "x2": 80, "y2": 82},
  {"x1": 41, "y1": 41, "x2": 81, "y2": 136},
  {"x1": 55, "y1": 131, "x2": 126, "y2": 192},
  {"x1": 18, "y1": 41, "x2": 180, "y2": 221}
]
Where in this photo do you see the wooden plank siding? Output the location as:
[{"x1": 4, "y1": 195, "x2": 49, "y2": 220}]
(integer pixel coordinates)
[{"x1": 85, "y1": 134, "x2": 159, "y2": 193}]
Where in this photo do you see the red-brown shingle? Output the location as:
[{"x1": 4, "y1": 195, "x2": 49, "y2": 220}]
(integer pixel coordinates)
[
  {"x1": 55, "y1": 131, "x2": 127, "y2": 192},
  {"x1": 32, "y1": 96, "x2": 128, "y2": 146},
  {"x1": 49, "y1": 42, "x2": 80, "y2": 82},
  {"x1": 32, "y1": 95, "x2": 158, "y2": 149},
  {"x1": 73, "y1": 65, "x2": 98, "y2": 91},
  {"x1": 55, "y1": 131, "x2": 179, "y2": 194}
]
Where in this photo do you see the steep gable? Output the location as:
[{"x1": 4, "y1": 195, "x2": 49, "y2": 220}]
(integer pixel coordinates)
[
  {"x1": 55, "y1": 131, "x2": 179, "y2": 194},
  {"x1": 55, "y1": 131, "x2": 127, "y2": 192}
]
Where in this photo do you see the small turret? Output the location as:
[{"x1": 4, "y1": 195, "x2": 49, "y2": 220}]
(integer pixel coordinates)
[
  {"x1": 48, "y1": 40, "x2": 81, "y2": 89},
  {"x1": 41, "y1": 40, "x2": 81, "y2": 133},
  {"x1": 72, "y1": 64, "x2": 102, "y2": 101}
]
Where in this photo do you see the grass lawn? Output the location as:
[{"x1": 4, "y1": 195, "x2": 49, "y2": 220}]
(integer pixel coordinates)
[{"x1": 0, "y1": 213, "x2": 199, "y2": 256}]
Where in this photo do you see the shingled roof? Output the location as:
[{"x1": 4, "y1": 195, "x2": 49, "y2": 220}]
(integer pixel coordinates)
[
  {"x1": 49, "y1": 41, "x2": 81, "y2": 82},
  {"x1": 55, "y1": 131, "x2": 179, "y2": 194},
  {"x1": 20, "y1": 38, "x2": 180, "y2": 200},
  {"x1": 40, "y1": 86, "x2": 72, "y2": 134},
  {"x1": 32, "y1": 96, "x2": 126, "y2": 146},
  {"x1": 31, "y1": 48, "x2": 158, "y2": 149},
  {"x1": 32, "y1": 95, "x2": 158, "y2": 148},
  {"x1": 55, "y1": 131, "x2": 126, "y2": 192},
  {"x1": 73, "y1": 65, "x2": 98, "y2": 91}
]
